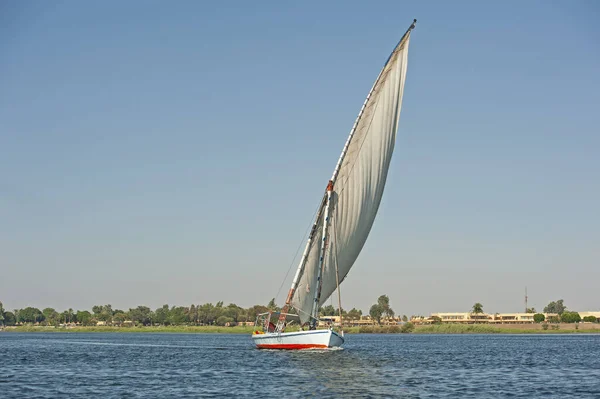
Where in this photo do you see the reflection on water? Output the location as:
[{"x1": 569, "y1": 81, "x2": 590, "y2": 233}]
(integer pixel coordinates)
[{"x1": 1, "y1": 333, "x2": 599, "y2": 398}]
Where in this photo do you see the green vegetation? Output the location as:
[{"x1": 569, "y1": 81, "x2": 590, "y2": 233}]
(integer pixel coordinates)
[
  {"x1": 533, "y1": 313, "x2": 545, "y2": 323},
  {"x1": 346, "y1": 308, "x2": 363, "y2": 321},
  {"x1": 369, "y1": 295, "x2": 394, "y2": 325},
  {"x1": 320, "y1": 305, "x2": 336, "y2": 316},
  {"x1": 400, "y1": 322, "x2": 415, "y2": 333},
  {"x1": 0, "y1": 301, "x2": 276, "y2": 328},
  {"x1": 560, "y1": 311, "x2": 581, "y2": 323},
  {"x1": 3, "y1": 294, "x2": 596, "y2": 335},
  {"x1": 544, "y1": 299, "x2": 566, "y2": 315},
  {"x1": 0, "y1": 298, "x2": 368, "y2": 330},
  {"x1": 6, "y1": 325, "x2": 258, "y2": 334},
  {"x1": 472, "y1": 303, "x2": 484, "y2": 314}
]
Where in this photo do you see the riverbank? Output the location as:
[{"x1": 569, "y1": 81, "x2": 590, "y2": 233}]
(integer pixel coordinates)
[
  {"x1": 3, "y1": 323, "x2": 600, "y2": 334},
  {"x1": 2, "y1": 325, "x2": 257, "y2": 334}
]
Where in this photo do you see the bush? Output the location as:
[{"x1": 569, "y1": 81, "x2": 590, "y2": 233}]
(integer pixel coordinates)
[
  {"x1": 582, "y1": 316, "x2": 598, "y2": 323},
  {"x1": 542, "y1": 323, "x2": 549, "y2": 330},
  {"x1": 533, "y1": 313, "x2": 545, "y2": 323},
  {"x1": 551, "y1": 324, "x2": 560, "y2": 330},
  {"x1": 400, "y1": 322, "x2": 415, "y2": 333},
  {"x1": 386, "y1": 325, "x2": 401, "y2": 333},
  {"x1": 560, "y1": 311, "x2": 581, "y2": 323}
]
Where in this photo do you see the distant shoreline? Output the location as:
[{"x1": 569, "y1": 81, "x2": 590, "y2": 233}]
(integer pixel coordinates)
[{"x1": 3, "y1": 324, "x2": 600, "y2": 334}]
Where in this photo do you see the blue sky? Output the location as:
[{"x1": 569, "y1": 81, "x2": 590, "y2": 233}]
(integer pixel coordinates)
[{"x1": 1, "y1": 1, "x2": 598, "y2": 315}]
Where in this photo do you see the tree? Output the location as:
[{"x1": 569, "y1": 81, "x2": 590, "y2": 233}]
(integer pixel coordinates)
[
  {"x1": 582, "y1": 316, "x2": 598, "y2": 323},
  {"x1": 221, "y1": 304, "x2": 243, "y2": 323},
  {"x1": 526, "y1": 308, "x2": 536, "y2": 314},
  {"x1": 377, "y1": 295, "x2": 394, "y2": 319},
  {"x1": 533, "y1": 313, "x2": 545, "y2": 323},
  {"x1": 369, "y1": 304, "x2": 384, "y2": 325},
  {"x1": 129, "y1": 306, "x2": 153, "y2": 326},
  {"x1": 246, "y1": 305, "x2": 269, "y2": 322},
  {"x1": 76, "y1": 311, "x2": 93, "y2": 326},
  {"x1": 430, "y1": 316, "x2": 442, "y2": 325},
  {"x1": 197, "y1": 303, "x2": 216, "y2": 325},
  {"x1": 188, "y1": 304, "x2": 198, "y2": 324},
  {"x1": 95, "y1": 305, "x2": 112, "y2": 323},
  {"x1": 560, "y1": 311, "x2": 581, "y2": 323},
  {"x1": 92, "y1": 305, "x2": 103, "y2": 315},
  {"x1": 267, "y1": 298, "x2": 280, "y2": 312},
  {"x1": 320, "y1": 305, "x2": 336, "y2": 316},
  {"x1": 544, "y1": 300, "x2": 566, "y2": 315},
  {"x1": 472, "y1": 303, "x2": 484, "y2": 314},
  {"x1": 216, "y1": 316, "x2": 234, "y2": 326},
  {"x1": 168, "y1": 306, "x2": 189, "y2": 325},
  {"x1": 402, "y1": 315, "x2": 408, "y2": 322},
  {"x1": 0, "y1": 301, "x2": 4, "y2": 326},
  {"x1": 42, "y1": 308, "x2": 60, "y2": 326},
  {"x1": 18, "y1": 307, "x2": 44, "y2": 324},
  {"x1": 346, "y1": 308, "x2": 362, "y2": 321},
  {"x1": 154, "y1": 305, "x2": 170, "y2": 325},
  {"x1": 3, "y1": 311, "x2": 16, "y2": 326},
  {"x1": 113, "y1": 312, "x2": 128, "y2": 325}
]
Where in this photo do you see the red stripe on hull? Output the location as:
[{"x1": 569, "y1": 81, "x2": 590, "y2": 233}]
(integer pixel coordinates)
[{"x1": 256, "y1": 343, "x2": 328, "y2": 350}]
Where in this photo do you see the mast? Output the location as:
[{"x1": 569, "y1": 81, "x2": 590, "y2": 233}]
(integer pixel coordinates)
[
  {"x1": 310, "y1": 180, "x2": 334, "y2": 328},
  {"x1": 333, "y1": 214, "x2": 344, "y2": 335},
  {"x1": 276, "y1": 193, "x2": 328, "y2": 330},
  {"x1": 310, "y1": 19, "x2": 417, "y2": 326},
  {"x1": 277, "y1": 19, "x2": 417, "y2": 331}
]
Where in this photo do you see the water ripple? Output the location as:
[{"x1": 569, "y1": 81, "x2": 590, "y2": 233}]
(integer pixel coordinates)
[{"x1": 0, "y1": 333, "x2": 599, "y2": 398}]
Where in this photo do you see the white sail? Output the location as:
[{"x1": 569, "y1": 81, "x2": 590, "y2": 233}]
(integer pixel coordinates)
[{"x1": 290, "y1": 31, "x2": 412, "y2": 324}]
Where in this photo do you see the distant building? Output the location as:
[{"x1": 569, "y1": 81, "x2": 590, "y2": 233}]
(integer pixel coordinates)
[
  {"x1": 579, "y1": 311, "x2": 600, "y2": 321},
  {"x1": 423, "y1": 312, "x2": 560, "y2": 324},
  {"x1": 319, "y1": 315, "x2": 401, "y2": 327}
]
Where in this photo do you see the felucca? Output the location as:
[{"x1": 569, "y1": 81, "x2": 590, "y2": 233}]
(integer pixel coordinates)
[{"x1": 252, "y1": 19, "x2": 416, "y2": 350}]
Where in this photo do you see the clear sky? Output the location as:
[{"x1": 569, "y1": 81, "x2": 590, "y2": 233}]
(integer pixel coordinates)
[{"x1": 1, "y1": 1, "x2": 599, "y2": 316}]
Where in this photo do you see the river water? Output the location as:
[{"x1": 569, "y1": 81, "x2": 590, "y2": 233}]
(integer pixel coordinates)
[{"x1": 1, "y1": 333, "x2": 599, "y2": 398}]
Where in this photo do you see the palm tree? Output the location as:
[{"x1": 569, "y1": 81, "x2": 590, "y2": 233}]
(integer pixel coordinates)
[{"x1": 472, "y1": 303, "x2": 484, "y2": 314}]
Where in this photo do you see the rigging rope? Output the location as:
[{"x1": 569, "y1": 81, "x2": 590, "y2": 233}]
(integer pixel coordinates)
[{"x1": 274, "y1": 197, "x2": 322, "y2": 303}]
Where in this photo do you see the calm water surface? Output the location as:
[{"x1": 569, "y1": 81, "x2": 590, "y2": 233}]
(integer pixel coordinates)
[{"x1": 1, "y1": 333, "x2": 599, "y2": 398}]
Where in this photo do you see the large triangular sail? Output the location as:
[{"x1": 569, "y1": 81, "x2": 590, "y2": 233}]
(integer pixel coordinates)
[{"x1": 286, "y1": 21, "x2": 415, "y2": 325}]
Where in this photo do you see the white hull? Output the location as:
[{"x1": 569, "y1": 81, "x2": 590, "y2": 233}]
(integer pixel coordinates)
[{"x1": 252, "y1": 329, "x2": 344, "y2": 350}]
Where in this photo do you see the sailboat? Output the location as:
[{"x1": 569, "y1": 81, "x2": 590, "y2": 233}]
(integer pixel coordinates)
[{"x1": 252, "y1": 19, "x2": 416, "y2": 350}]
